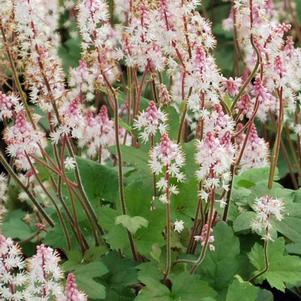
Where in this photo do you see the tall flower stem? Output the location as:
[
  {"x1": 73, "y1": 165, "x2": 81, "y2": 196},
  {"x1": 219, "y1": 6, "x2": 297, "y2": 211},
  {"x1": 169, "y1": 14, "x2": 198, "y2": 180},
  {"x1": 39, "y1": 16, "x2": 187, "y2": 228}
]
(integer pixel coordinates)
[
  {"x1": 284, "y1": 124, "x2": 300, "y2": 176},
  {"x1": 25, "y1": 153, "x2": 72, "y2": 250},
  {"x1": 150, "y1": 134, "x2": 157, "y2": 204},
  {"x1": 232, "y1": 3, "x2": 242, "y2": 74},
  {"x1": 187, "y1": 182, "x2": 205, "y2": 254},
  {"x1": 66, "y1": 137, "x2": 105, "y2": 240},
  {"x1": 177, "y1": 87, "x2": 193, "y2": 143},
  {"x1": 249, "y1": 236, "x2": 269, "y2": 282},
  {"x1": 230, "y1": 0, "x2": 260, "y2": 113},
  {"x1": 57, "y1": 177, "x2": 89, "y2": 251},
  {"x1": 0, "y1": 152, "x2": 54, "y2": 227},
  {"x1": 269, "y1": 114, "x2": 298, "y2": 189},
  {"x1": 163, "y1": 166, "x2": 171, "y2": 280},
  {"x1": 223, "y1": 95, "x2": 260, "y2": 221},
  {"x1": 59, "y1": 138, "x2": 91, "y2": 250},
  {"x1": 102, "y1": 73, "x2": 139, "y2": 261},
  {"x1": 33, "y1": 38, "x2": 105, "y2": 243},
  {"x1": 134, "y1": 65, "x2": 149, "y2": 117},
  {"x1": 223, "y1": 0, "x2": 261, "y2": 220},
  {"x1": 268, "y1": 88, "x2": 284, "y2": 189},
  {"x1": 230, "y1": 36, "x2": 260, "y2": 113},
  {"x1": 190, "y1": 188, "x2": 215, "y2": 274}
]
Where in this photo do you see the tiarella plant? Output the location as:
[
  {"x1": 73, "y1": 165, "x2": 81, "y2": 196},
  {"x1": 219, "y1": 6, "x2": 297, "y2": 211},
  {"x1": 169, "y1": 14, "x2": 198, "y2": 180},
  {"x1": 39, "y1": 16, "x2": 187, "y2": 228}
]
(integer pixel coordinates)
[{"x1": 0, "y1": 0, "x2": 301, "y2": 300}]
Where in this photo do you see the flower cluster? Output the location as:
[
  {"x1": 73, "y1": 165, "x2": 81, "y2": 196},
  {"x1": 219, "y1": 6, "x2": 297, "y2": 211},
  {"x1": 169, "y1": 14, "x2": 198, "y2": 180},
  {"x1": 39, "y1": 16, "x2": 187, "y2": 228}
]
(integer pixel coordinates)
[
  {"x1": 150, "y1": 133, "x2": 185, "y2": 203},
  {"x1": 68, "y1": 60, "x2": 96, "y2": 101},
  {"x1": 0, "y1": 0, "x2": 299, "y2": 288},
  {"x1": 4, "y1": 110, "x2": 44, "y2": 170},
  {"x1": 134, "y1": 101, "x2": 167, "y2": 142},
  {"x1": 224, "y1": 0, "x2": 301, "y2": 123},
  {"x1": 222, "y1": 77, "x2": 242, "y2": 97},
  {"x1": 0, "y1": 235, "x2": 26, "y2": 300},
  {"x1": 236, "y1": 123, "x2": 269, "y2": 172},
  {"x1": 195, "y1": 105, "x2": 235, "y2": 198},
  {"x1": 78, "y1": 0, "x2": 119, "y2": 86},
  {"x1": 0, "y1": 235, "x2": 86, "y2": 301},
  {"x1": 78, "y1": 0, "x2": 110, "y2": 49},
  {"x1": 251, "y1": 195, "x2": 285, "y2": 241},
  {"x1": 79, "y1": 105, "x2": 117, "y2": 160},
  {"x1": 0, "y1": 92, "x2": 19, "y2": 121},
  {"x1": 25, "y1": 244, "x2": 64, "y2": 299},
  {"x1": 60, "y1": 273, "x2": 87, "y2": 301},
  {"x1": 15, "y1": 0, "x2": 65, "y2": 113}
]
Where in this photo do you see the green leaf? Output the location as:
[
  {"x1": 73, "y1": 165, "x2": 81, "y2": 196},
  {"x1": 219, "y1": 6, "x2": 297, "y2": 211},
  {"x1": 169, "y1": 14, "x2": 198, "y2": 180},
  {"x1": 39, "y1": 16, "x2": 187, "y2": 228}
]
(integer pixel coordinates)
[
  {"x1": 172, "y1": 140, "x2": 199, "y2": 221},
  {"x1": 134, "y1": 208, "x2": 165, "y2": 258},
  {"x1": 226, "y1": 278, "x2": 259, "y2": 301},
  {"x1": 76, "y1": 276, "x2": 106, "y2": 300},
  {"x1": 137, "y1": 262, "x2": 163, "y2": 284},
  {"x1": 115, "y1": 215, "x2": 149, "y2": 234},
  {"x1": 248, "y1": 238, "x2": 301, "y2": 292},
  {"x1": 98, "y1": 207, "x2": 129, "y2": 249},
  {"x1": 2, "y1": 210, "x2": 34, "y2": 240},
  {"x1": 98, "y1": 207, "x2": 120, "y2": 229},
  {"x1": 164, "y1": 106, "x2": 180, "y2": 140},
  {"x1": 64, "y1": 261, "x2": 108, "y2": 299},
  {"x1": 274, "y1": 216, "x2": 301, "y2": 243},
  {"x1": 105, "y1": 224, "x2": 128, "y2": 250},
  {"x1": 233, "y1": 211, "x2": 256, "y2": 233},
  {"x1": 125, "y1": 177, "x2": 153, "y2": 217},
  {"x1": 198, "y1": 222, "x2": 246, "y2": 298},
  {"x1": 256, "y1": 289, "x2": 274, "y2": 301},
  {"x1": 150, "y1": 243, "x2": 162, "y2": 263},
  {"x1": 170, "y1": 272, "x2": 217, "y2": 301},
  {"x1": 119, "y1": 118, "x2": 133, "y2": 133},
  {"x1": 117, "y1": 145, "x2": 150, "y2": 174},
  {"x1": 102, "y1": 252, "x2": 138, "y2": 301},
  {"x1": 286, "y1": 242, "x2": 301, "y2": 255},
  {"x1": 43, "y1": 222, "x2": 70, "y2": 251},
  {"x1": 76, "y1": 157, "x2": 118, "y2": 204},
  {"x1": 214, "y1": 43, "x2": 234, "y2": 76},
  {"x1": 83, "y1": 246, "x2": 108, "y2": 262},
  {"x1": 135, "y1": 278, "x2": 171, "y2": 301},
  {"x1": 136, "y1": 270, "x2": 217, "y2": 301},
  {"x1": 58, "y1": 37, "x2": 81, "y2": 73},
  {"x1": 234, "y1": 168, "x2": 279, "y2": 187}
]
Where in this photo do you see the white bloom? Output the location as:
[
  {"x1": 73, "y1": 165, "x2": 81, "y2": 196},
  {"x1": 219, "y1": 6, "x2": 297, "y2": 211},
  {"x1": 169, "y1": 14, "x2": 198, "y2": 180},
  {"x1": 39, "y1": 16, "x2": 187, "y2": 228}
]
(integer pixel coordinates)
[
  {"x1": 251, "y1": 195, "x2": 285, "y2": 241},
  {"x1": 64, "y1": 157, "x2": 76, "y2": 170},
  {"x1": 25, "y1": 245, "x2": 64, "y2": 299},
  {"x1": 174, "y1": 220, "x2": 184, "y2": 233},
  {"x1": 0, "y1": 235, "x2": 27, "y2": 300},
  {"x1": 134, "y1": 101, "x2": 167, "y2": 143}
]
